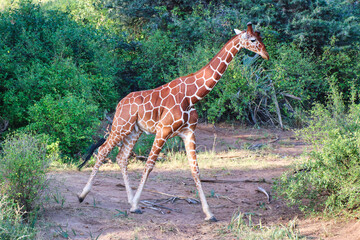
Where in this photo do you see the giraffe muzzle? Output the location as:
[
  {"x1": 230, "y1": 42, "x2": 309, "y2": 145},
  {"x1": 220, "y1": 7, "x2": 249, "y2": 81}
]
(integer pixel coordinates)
[{"x1": 261, "y1": 51, "x2": 270, "y2": 60}]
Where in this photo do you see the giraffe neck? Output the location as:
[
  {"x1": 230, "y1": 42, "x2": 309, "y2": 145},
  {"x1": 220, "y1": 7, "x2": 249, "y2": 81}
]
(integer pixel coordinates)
[{"x1": 184, "y1": 35, "x2": 242, "y2": 105}]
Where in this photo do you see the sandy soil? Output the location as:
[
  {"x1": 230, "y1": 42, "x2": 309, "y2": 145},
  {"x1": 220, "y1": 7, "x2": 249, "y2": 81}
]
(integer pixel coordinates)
[{"x1": 37, "y1": 124, "x2": 360, "y2": 240}]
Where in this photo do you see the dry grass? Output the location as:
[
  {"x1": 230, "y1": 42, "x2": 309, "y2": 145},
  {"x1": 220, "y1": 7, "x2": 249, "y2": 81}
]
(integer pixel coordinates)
[
  {"x1": 99, "y1": 149, "x2": 300, "y2": 173},
  {"x1": 74, "y1": 148, "x2": 302, "y2": 177},
  {"x1": 223, "y1": 211, "x2": 302, "y2": 240}
]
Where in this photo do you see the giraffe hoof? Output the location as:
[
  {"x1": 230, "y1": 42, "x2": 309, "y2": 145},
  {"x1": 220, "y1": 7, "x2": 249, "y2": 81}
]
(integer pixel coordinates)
[
  {"x1": 130, "y1": 209, "x2": 143, "y2": 214},
  {"x1": 206, "y1": 216, "x2": 218, "y2": 222},
  {"x1": 78, "y1": 195, "x2": 84, "y2": 203}
]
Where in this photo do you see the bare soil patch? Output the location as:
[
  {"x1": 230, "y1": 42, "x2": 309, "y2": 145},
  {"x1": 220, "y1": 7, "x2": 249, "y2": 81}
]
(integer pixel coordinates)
[{"x1": 37, "y1": 124, "x2": 360, "y2": 239}]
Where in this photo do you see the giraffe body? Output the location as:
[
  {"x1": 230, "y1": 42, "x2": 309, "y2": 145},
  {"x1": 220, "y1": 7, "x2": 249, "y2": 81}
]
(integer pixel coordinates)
[{"x1": 78, "y1": 23, "x2": 269, "y2": 221}]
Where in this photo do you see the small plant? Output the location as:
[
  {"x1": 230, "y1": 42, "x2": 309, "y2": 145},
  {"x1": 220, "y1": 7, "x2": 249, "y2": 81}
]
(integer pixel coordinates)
[
  {"x1": 114, "y1": 209, "x2": 128, "y2": 218},
  {"x1": 56, "y1": 226, "x2": 69, "y2": 239},
  {"x1": 209, "y1": 189, "x2": 216, "y2": 198},
  {"x1": 52, "y1": 191, "x2": 66, "y2": 208},
  {"x1": 93, "y1": 197, "x2": 97, "y2": 207},
  {"x1": 227, "y1": 211, "x2": 301, "y2": 239},
  {"x1": 0, "y1": 194, "x2": 36, "y2": 239},
  {"x1": 0, "y1": 132, "x2": 55, "y2": 218},
  {"x1": 89, "y1": 230, "x2": 103, "y2": 240}
]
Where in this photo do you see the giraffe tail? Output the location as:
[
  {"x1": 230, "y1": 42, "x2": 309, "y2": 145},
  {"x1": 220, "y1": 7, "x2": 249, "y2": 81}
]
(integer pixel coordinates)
[{"x1": 78, "y1": 138, "x2": 106, "y2": 170}]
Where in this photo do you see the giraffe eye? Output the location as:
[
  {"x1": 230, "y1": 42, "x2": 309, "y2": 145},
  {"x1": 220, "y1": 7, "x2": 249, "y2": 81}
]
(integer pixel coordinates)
[{"x1": 250, "y1": 38, "x2": 256, "y2": 43}]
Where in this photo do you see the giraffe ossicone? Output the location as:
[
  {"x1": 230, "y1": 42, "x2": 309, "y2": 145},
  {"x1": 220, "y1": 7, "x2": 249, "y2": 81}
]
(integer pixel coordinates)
[{"x1": 78, "y1": 23, "x2": 269, "y2": 222}]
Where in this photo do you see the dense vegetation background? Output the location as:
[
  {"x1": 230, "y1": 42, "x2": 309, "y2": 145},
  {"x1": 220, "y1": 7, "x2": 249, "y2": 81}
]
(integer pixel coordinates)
[
  {"x1": 0, "y1": 0, "x2": 359, "y2": 158},
  {"x1": 1, "y1": 1, "x2": 360, "y2": 236}
]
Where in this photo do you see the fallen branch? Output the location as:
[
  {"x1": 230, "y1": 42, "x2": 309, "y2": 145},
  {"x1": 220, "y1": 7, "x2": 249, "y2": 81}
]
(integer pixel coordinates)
[
  {"x1": 268, "y1": 136, "x2": 279, "y2": 143},
  {"x1": 140, "y1": 202, "x2": 165, "y2": 214},
  {"x1": 214, "y1": 194, "x2": 238, "y2": 204},
  {"x1": 140, "y1": 200, "x2": 181, "y2": 213},
  {"x1": 217, "y1": 155, "x2": 244, "y2": 159},
  {"x1": 256, "y1": 187, "x2": 271, "y2": 203},
  {"x1": 248, "y1": 143, "x2": 264, "y2": 150},
  {"x1": 201, "y1": 178, "x2": 272, "y2": 184}
]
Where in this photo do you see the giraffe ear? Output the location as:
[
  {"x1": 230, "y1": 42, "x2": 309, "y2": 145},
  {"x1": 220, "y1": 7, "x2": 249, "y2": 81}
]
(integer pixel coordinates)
[
  {"x1": 255, "y1": 31, "x2": 261, "y2": 39},
  {"x1": 234, "y1": 29, "x2": 241, "y2": 35}
]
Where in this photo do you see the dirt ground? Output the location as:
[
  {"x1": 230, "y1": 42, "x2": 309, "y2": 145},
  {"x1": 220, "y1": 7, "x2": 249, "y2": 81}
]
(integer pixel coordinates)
[{"x1": 37, "y1": 124, "x2": 360, "y2": 240}]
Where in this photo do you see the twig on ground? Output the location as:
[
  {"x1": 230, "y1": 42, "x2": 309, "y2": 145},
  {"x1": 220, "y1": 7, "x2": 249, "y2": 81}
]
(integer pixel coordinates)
[
  {"x1": 214, "y1": 194, "x2": 238, "y2": 204},
  {"x1": 140, "y1": 200, "x2": 181, "y2": 212},
  {"x1": 140, "y1": 202, "x2": 165, "y2": 214},
  {"x1": 268, "y1": 135, "x2": 279, "y2": 143},
  {"x1": 217, "y1": 155, "x2": 244, "y2": 159}
]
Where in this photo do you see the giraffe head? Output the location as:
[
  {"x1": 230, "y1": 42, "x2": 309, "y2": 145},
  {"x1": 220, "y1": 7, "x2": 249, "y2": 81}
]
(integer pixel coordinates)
[{"x1": 234, "y1": 22, "x2": 269, "y2": 60}]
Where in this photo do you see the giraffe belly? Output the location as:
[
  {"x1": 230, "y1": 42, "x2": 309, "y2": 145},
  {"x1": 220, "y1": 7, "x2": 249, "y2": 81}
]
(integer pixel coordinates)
[{"x1": 136, "y1": 120, "x2": 156, "y2": 135}]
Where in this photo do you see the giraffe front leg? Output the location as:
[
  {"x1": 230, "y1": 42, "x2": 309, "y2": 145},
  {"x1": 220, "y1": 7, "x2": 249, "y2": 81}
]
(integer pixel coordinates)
[
  {"x1": 180, "y1": 130, "x2": 217, "y2": 222},
  {"x1": 116, "y1": 129, "x2": 142, "y2": 204},
  {"x1": 130, "y1": 135, "x2": 167, "y2": 213}
]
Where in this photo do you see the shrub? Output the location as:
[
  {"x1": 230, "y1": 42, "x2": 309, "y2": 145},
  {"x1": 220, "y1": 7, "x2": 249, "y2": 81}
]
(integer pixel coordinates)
[
  {"x1": 274, "y1": 86, "x2": 360, "y2": 213},
  {"x1": 0, "y1": 132, "x2": 54, "y2": 220},
  {"x1": 132, "y1": 30, "x2": 179, "y2": 90},
  {"x1": 28, "y1": 93, "x2": 101, "y2": 158},
  {"x1": 0, "y1": 1, "x2": 121, "y2": 128},
  {"x1": 132, "y1": 134, "x2": 184, "y2": 156},
  {"x1": 0, "y1": 194, "x2": 36, "y2": 240}
]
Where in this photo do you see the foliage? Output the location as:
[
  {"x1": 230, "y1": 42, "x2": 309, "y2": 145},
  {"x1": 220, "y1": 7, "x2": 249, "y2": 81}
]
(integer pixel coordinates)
[
  {"x1": 28, "y1": 93, "x2": 101, "y2": 156},
  {"x1": 226, "y1": 211, "x2": 301, "y2": 239},
  {"x1": 0, "y1": 132, "x2": 55, "y2": 216},
  {"x1": 131, "y1": 30, "x2": 179, "y2": 90},
  {"x1": 105, "y1": 0, "x2": 360, "y2": 52},
  {"x1": 1, "y1": 0, "x2": 360, "y2": 160},
  {"x1": 0, "y1": 194, "x2": 36, "y2": 240},
  {"x1": 0, "y1": 1, "x2": 134, "y2": 158},
  {"x1": 0, "y1": 1, "x2": 122, "y2": 126},
  {"x1": 274, "y1": 85, "x2": 360, "y2": 213}
]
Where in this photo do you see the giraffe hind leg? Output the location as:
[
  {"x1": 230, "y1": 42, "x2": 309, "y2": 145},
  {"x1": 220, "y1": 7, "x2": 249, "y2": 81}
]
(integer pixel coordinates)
[
  {"x1": 78, "y1": 134, "x2": 124, "y2": 202},
  {"x1": 116, "y1": 128, "x2": 142, "y2": 205}
]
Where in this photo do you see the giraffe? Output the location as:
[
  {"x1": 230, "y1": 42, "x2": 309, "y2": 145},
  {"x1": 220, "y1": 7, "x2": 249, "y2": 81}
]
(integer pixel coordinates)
[{"x1": 78, "y1": 22, "x2": 269, "y2": 222}]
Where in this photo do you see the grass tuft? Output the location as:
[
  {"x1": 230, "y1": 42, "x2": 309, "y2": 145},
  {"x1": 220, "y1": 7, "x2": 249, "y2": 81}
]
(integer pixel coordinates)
[{"x1": 225, "y1": 210, "x2": 302, "y2": 239}]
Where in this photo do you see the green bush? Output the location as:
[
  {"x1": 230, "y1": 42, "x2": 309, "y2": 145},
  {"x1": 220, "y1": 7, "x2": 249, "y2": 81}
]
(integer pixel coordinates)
[
  {"x1": 274, "y1": 87, "x2": 360, "y2": 213},
  {"x1": 0, "y1": 132, "x2": 54, "y2": 216},
  {"x1": 0, "y1": 1, "x2": 121, "y2": 128},
  {"x1": 28, "y1": 93, "x2": 100, "y2": 157},
  {"x1": 0, "y1": 194, "x2": 36, "y2": 240},
  {"x1": 133, "y1": 134, "x2": 184, "y2": 156},
  {"x1": 1, "y1": 0, "x2": 360, "y2": 163},
  {"x1": 129, "y1": 30, "x2": 179, "y2": 90}
]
